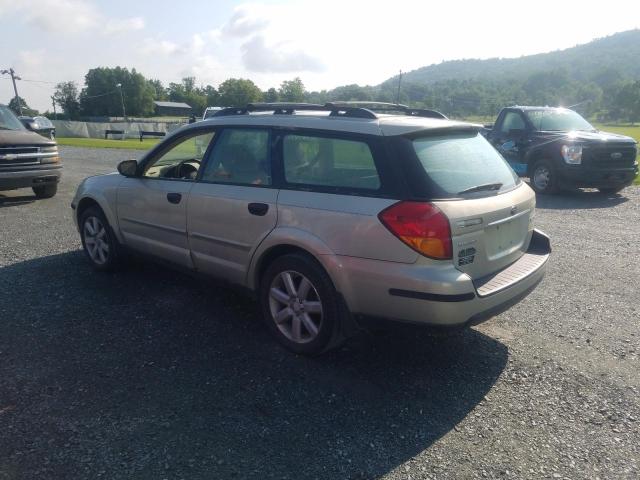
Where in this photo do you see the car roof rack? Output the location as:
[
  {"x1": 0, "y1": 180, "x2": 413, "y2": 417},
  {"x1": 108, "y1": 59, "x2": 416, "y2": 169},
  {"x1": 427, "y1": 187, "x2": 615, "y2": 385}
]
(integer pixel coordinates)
[
  {"x1": 211, "y1": 102, "x2": 447, "y2": 120},
  {"x1": 327, "y1": 101, "x2": 448, "y2": 119}
]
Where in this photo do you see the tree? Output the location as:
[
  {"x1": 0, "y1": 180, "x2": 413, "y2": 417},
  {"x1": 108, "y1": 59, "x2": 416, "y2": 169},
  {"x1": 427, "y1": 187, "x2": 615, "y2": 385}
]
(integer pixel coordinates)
[
  {"x1": 53, "y1": 81, "x2": 81, "y2": 119},
  {"x1": 149, "y1": 79, "x2": 167, "y2": 101},
  {"x1": 8, "y1": 96, "x2": 38, "y2": 116},
  {"x1": 278, "y1": 77, "x2": 305, "y2": 102},
  {"x1": 264, "y1": 87, "x2": 279, "y2": 102},
  {"x1": 80, "y1": 67, "x2": 155, "y2": 117},
  {"x1": 217, "y1": 78, "x2": 263, "y2": 106}
]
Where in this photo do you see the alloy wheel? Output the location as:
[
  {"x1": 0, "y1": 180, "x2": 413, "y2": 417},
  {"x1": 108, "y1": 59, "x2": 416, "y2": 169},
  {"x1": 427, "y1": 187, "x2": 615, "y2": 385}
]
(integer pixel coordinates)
[
  {"x1": 268, "y1": 270, "x2": 323, "y2": 344},
  {"x1": 83, "y1": 216, "x2": 110, "y2": 265}
]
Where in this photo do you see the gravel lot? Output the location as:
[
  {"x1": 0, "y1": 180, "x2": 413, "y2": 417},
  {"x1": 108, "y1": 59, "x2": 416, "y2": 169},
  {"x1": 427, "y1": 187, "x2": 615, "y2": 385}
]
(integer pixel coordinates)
[{"x1": 1, "y1": 146, "x2": 639, "y2": 479}]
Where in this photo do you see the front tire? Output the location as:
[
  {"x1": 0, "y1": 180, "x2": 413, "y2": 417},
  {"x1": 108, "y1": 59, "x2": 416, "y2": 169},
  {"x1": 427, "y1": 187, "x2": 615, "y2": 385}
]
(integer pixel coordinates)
[
  {"x1": 79, "y1": 206, "x2": 122, "y2": 271},
  {"x1": 32, "y1": 184, "x2": 57, "y2": 199},
  {"x1": 530, "y1": 159, "x2": 559, "y2": 194},
  {"x1": 260, "y1": 254, "x2": 340, "y2": 355}
]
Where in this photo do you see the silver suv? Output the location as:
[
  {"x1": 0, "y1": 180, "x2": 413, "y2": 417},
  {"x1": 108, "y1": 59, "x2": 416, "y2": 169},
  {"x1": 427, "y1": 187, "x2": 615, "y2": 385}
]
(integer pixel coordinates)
[{"x1": 71, "y1": 102, "x2": 550, "y2": 354}]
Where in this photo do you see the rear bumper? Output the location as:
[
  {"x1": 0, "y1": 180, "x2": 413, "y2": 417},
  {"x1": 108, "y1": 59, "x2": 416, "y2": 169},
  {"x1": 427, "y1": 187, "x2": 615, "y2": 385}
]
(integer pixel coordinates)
[
  {"x1": 0, "y1": 165, "x2": 62, "y2": 191},
  {"x1": 332, "y1": 229, "x2": 550, "y2": 328},
  {"x1": 557, "y1": 163, "x2": 638, "y2": 188}
]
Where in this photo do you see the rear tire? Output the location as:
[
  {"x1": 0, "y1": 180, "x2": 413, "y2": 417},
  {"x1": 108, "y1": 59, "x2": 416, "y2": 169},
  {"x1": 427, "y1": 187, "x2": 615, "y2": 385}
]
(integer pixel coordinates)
[
  {"x1": 79, "y1": 206, "x2": 122, "y2": 272},
  {"x1": 529, "y1": 159, "x2": 559, "y2": 194},
  {"x1": 260, "y1": 254, "x2": 340, "y2": 355},
  {"x1": 32, "y1": 184, "x2": 57, "y2": 199}
]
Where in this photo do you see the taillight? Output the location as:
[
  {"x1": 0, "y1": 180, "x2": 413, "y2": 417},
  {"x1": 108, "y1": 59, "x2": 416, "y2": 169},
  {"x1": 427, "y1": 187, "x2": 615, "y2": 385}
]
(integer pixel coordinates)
[{"x1": 378, "y1": 201, "x2": 452, "y2": 260}]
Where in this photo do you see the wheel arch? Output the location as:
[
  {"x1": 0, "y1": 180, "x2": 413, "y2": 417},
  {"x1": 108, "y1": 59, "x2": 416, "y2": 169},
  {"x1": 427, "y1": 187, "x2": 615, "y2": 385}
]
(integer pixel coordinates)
[
  {"x1": 75, "y1": 194, "x2": 123, "y2": 243},
  {"x1": 248, "y1": 227, "x2": 342, "y2": 294}
]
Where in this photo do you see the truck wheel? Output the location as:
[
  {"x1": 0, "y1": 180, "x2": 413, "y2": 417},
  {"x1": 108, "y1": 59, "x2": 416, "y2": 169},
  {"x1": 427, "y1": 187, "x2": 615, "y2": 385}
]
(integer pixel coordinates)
[
  {"x1": 598, "y1": 186, "x2": 625, "y2": 195},
  {"x1": 32, "y1": 184, "x2": 57, "y2": 199},
  {"x1": 260, "y1": 254, "x2": 341, "y2": 355},
  {"x1": 530, "y1": 160, "x2": 559, "y2": 194}
]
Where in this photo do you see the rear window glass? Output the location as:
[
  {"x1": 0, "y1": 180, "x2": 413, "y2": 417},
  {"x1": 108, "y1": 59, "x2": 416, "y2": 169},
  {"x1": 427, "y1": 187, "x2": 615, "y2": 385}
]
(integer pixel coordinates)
[
  {"x1": 412, "y1": 132, "x2": 519, "y2": 197},
  {"x1": 283, "y1": 135, "x2": 381, "y2": 190}
]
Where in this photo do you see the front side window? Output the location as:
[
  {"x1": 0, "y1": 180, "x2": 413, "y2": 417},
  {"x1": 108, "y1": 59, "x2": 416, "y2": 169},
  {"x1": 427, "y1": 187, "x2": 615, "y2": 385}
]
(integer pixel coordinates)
[
  {"x1": 283, "y1": 135, "x2": 380, "y2": 190},
  {"x1": 500, "y1": 112, "x2": 526, "y2": 133},
  {"x1": 201, "y1": 129, "x2": 271, "y2": 185},
  {"x1": 143, "y1": 131, "x2": 215, "y2": 180},
  {"x1": 412, "y1": 132, "x2": 519, "y2": 197}
]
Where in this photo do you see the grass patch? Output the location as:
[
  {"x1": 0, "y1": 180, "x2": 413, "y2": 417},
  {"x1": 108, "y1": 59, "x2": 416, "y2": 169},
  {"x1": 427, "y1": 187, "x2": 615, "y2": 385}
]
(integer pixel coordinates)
[{"x1": 56, "y1": 137, "x2": 161, "y2": 151}]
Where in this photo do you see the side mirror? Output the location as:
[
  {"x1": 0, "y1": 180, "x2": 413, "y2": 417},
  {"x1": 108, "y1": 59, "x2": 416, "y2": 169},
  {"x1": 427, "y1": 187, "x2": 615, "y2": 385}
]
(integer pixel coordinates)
[{"x1": 117, "y1": 159, "x2": 138, "y2": 177}]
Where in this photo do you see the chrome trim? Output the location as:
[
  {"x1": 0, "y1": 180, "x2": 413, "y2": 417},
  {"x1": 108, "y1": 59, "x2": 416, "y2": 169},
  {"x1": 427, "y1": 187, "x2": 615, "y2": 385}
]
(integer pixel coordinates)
[
  {"x1": 120, "y1": 216, "x2": 186, "y2": 234},
  {"x1": 0, "y1": 151, "x2": 58, "y2": 161},
  {"x1": 190, "y1": 231, "x2": 252, "y2": 251},
  {"x1": 486, "y1": 209, "x2": 530, "y2": 227}
]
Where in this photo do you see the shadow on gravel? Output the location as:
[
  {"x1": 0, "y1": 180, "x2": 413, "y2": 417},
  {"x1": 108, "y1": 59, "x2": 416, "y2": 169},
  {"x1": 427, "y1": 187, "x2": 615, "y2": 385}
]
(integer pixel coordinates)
[
  {"x1": 0, "y1": 252, "x2": 507, "y2": 480},
  {"x1": 0, "y1": 192, "x2": 36, "y2": 208},
  {"x1": 535, "y1": 188, "x2": 629, "y2": 210}
]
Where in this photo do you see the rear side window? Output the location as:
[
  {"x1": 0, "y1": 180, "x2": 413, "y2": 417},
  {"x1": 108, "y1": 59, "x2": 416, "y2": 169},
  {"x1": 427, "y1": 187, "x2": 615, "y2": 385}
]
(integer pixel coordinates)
[
  {"x1": 412, "y1": 132, "x2": 519, "y2": 197},
  {"x1": 283, "y1": 134, "x2": 380, "y2": 190}
]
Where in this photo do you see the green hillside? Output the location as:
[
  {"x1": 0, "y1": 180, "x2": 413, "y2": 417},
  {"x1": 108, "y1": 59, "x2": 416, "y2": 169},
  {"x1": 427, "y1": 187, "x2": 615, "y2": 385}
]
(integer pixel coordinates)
[{"x1": 384, "y1": 30, "x2": 640, "y2": 86}]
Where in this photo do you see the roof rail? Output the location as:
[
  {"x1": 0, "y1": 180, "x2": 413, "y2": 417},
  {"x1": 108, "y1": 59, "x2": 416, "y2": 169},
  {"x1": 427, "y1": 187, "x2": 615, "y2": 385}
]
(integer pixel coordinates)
[
  {"x1": 210, "y1": 102, "x2": 447, "y2": 120},
  {"x1": 327, "y1": 101, "x2": 447, "y2": 119},
  {"x1": 212, "y1": 102, "x2": 378, "y2": 119}
]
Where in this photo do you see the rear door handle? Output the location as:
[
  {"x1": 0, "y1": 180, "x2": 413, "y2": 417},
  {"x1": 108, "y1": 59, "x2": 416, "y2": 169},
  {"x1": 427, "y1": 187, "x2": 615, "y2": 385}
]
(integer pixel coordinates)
[
  {"x1": 167, "y1": 192, "x2": 182, "y2": 204},
  {"x1": 248, "y1": 202, "x2": 269, "y2": 216}
]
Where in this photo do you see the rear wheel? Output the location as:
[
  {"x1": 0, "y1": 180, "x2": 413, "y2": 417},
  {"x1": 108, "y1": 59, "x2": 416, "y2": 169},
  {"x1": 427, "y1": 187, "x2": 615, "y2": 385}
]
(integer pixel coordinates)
[
  {"x1": 32, "y1": 184, "x2": 57, "y2": 199},
  {"x1": 79, "y1": 206, "x2": 122, "y2": 271},
  {"x1": 260, "y1": 254, "x2": 340, "y2": 355},
  {"x1": 530, "y1": 159, "x2": 559, "y2": 194}
]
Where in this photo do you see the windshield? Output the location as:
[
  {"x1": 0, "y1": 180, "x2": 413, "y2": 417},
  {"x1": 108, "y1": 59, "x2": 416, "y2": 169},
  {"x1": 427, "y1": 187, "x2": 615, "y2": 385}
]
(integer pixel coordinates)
[
  {"x1": 0, "y1": 106, "x2": 25, "y2": 131},
  {"x1": 412, "y1": 132, "x2": 519, "y2": 198},
  {"x1": 526, "y1": 109, "x2": 595, "y2": 132}
]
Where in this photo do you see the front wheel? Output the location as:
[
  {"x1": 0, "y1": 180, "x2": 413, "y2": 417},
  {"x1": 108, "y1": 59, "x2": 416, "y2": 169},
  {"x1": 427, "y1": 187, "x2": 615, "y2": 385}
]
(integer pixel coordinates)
[
  {"x1": 530, "y1": 160, "x2": 559, "y2": 194},
  {"x1": 260, "y1": 254, "x2": 340, "y2": 355},
  {"x1": 79, "y1": 206, "x2": 122, "y2": 271},
  {"x1": 32, "y1": 184, "x2": 57, "y2": 199}
]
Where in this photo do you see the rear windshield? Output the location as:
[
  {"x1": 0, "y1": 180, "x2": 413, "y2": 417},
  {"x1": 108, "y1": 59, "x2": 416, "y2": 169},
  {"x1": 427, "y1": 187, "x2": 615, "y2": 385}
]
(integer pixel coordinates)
[{"x1": 412, "y1": 132, "x2": 519, "y2": 197}]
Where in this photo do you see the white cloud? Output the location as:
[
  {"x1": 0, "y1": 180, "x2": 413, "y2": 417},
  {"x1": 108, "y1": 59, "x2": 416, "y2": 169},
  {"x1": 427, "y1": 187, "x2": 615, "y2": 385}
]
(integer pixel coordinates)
[
  {"x1": 104, "y1": 16, "x2": 145, "y2": 34},
  {"x1": 221, "y1": 4, "x2": 269, "y2": 37},
  {"x1": 241, "y1": 35, "x2": 325, "y2": 73},
  {"x1": 141, "y1": 39, "x2": 181, "y2": 56},
  {"x1": 0, "y1": 0, "x2": 144, "y2": 35}
]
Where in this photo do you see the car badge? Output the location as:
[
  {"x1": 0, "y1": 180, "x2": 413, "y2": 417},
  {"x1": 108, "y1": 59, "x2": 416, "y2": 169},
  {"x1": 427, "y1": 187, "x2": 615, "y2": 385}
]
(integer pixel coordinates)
[{"x1": 610, "y1": 152, "x2": 622, "y2": 159}]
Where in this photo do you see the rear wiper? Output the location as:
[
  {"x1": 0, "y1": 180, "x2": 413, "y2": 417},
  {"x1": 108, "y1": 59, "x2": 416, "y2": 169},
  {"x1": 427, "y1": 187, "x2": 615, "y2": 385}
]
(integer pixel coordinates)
[{"x1": 458, "y1": 182, "x2": 503, "y2": 195}]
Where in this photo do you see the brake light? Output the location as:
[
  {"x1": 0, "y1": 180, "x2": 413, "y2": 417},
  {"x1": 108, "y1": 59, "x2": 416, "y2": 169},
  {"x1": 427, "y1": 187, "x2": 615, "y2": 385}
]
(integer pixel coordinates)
[{"x1": 378, "y1": 201, "x2": 452, "y2": 260}]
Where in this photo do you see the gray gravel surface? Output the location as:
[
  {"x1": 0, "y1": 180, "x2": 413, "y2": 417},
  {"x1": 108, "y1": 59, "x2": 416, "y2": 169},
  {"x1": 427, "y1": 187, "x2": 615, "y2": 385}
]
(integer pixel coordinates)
[{"x1": 1, "y1": 146, "x2": 639, "y2": 479}]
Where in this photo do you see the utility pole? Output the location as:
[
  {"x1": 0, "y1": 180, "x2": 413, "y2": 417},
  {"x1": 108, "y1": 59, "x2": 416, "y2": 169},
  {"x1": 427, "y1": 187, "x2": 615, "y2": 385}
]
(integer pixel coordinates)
[
  {"x1": 116, "y1": 83, "x2": 126, "y2": 120},
  {"x1": 1, "y1": 68, "x2": 22, "y2": 115},
  {"x1": 51, "y1": 95, "x2": 57, "y2": 119},
  {"x1": 395, "y1": 70, "x2": 402, "y2": 105}
]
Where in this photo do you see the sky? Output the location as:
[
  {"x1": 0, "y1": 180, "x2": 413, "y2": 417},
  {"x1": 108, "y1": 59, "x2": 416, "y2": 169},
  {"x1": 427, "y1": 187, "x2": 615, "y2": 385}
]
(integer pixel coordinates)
[{"x1": 1, "y1": 0, "x2": 639, "y2": 112}]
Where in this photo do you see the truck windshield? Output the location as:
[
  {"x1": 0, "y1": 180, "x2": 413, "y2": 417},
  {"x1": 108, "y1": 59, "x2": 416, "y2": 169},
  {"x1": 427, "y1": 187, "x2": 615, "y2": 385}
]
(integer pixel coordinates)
[
  {"x1": 0, "y1": 106, "x2": 25, "y2": 131},
  {"x1": 412, "y1": 132, "x2": 519, "y2": 197},
  {"x1": 526, "y1": 109, "x2": 595, "y2": 132}
]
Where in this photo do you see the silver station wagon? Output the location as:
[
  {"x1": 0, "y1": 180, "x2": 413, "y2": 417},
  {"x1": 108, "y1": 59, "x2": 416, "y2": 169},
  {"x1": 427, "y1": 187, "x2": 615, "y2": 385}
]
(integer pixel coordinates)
[{"x1": 71, "y1": 102, "x2": 551, "y2": 354}]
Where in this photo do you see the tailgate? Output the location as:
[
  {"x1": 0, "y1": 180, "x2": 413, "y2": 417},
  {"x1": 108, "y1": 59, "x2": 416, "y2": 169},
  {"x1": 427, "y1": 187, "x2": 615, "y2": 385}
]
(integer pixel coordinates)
[{"x1": 434, "y1": 183, "x2": 536, "y2": 279}]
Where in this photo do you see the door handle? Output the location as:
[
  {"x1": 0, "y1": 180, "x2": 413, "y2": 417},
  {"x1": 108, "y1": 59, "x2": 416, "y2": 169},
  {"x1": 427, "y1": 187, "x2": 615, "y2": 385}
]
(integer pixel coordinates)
[
  {"x1": 167, "y1": 192, "x2": 182, "y2": 204},
  {"x1": 248, "y1": 202, "x2": 269, "y2": 216}
]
